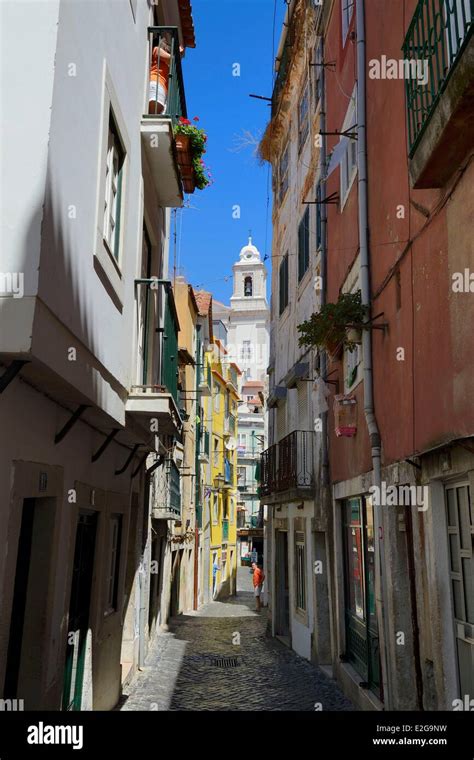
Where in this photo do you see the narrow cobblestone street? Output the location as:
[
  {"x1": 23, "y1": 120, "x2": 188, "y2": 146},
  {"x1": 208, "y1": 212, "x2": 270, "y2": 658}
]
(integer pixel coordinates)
[{"x1": 120, "y1": 568, "x2": 354, "y2": 711}]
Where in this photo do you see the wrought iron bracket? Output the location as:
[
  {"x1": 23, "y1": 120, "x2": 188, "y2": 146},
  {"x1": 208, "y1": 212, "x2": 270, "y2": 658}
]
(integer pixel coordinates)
[
  {"x1": 320, "y1": 125, "x2": 358, "y2": 140},
  {"x1": 91, "y1": 428, "x2": 120, "y2": 463},
  {"x1": 55, "y1": 405, "x2": 90, "y2": 444},
  {"x1": 304, "y1": 191, "x2": 339, "y2": 205},
  {"x1": 0, "y1": 360, "x2": 29, "y2": 394},
  {"x1": 115, "y1": 444, "x2": 141, "y2": 475},
  {"x1": 131, "y1": 453, "x2": 149, "y2": 478},
  {"x1": 310, "y1": 60, "x2": 336, "y2": 70},
  {"x1": 405, "y1": 458, "x2": 422, "y2": 471}
]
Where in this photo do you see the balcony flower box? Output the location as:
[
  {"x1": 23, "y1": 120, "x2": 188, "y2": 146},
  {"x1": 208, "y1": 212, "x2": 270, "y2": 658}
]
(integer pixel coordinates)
[{"x1": 173, "y1": 117, "x2": 211, "y2": 193}]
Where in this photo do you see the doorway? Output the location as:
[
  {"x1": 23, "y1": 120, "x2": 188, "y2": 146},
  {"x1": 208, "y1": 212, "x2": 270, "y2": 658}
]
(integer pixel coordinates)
[
  {"x1": 275, "y1": 530, "x2": 290, "y2": 643},
  {"x1": 4, "y1": 497, "x2": 56, "y2": 708},
  {"x1": 62, "y1": 511, "x2": 98, "y2": 711},
  {"x1": 445, "y1": 482, "x2": 474, "y2": 697}
]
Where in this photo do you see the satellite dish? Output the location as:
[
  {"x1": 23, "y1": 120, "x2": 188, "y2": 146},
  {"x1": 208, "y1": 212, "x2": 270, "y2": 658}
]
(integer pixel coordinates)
[{"x1": 225, "y1": 436, "x2": 237, "y2": 451}]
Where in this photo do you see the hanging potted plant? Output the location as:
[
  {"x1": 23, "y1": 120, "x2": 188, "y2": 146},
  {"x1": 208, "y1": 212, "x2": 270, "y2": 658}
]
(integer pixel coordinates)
[
  {"x1": 173, "y1": 116, "x2": 211, "y2": 193},
  {"x1": 297, "y1": 291, "x2": 367, "y2": 356}
]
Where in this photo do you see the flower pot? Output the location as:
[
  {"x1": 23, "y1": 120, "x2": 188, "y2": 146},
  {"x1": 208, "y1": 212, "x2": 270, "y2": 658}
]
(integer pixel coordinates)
[
  {"x1": 175, "y1": 134, "x2": 196, "y2": 193},
  {"x1": 346, "y1": 327, "x2": 362, "y2": 345}
]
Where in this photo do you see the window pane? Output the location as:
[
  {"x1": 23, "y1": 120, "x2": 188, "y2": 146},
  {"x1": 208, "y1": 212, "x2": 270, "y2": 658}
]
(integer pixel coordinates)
[
  {"x1": 450, "y1": 533, "x2": 461, "y2": 572},
  {"x1": 447, "y1": 488, "x2": 457, "y2": 526},
  {"x1": 462, "y1": 557, "x2": 474, "y2": 624},
  {"x1": 452, "y1": 578, "x2": 465, "y2": 620}
]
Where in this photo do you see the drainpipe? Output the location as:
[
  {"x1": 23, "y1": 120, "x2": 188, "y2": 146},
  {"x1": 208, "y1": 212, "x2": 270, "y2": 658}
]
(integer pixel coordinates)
[
  {"x1": 193, "y1": 324, "x2": 201, "y2": 610},
  {"x1": 319, "y1": 36, "x2": 329, "y2": 490},
  {"x1": 356, "y1": 0, "x2": 390, "y2": 708}
]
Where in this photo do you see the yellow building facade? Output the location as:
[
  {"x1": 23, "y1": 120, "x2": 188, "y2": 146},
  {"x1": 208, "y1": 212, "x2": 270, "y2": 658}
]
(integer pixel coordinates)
[{"x1": 206, "y1": 339, "x2": 240, "y2": 599}]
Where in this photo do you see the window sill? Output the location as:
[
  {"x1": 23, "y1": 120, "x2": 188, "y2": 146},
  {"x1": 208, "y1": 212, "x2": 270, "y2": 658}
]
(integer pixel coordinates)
[
  {"x1": 340, "y1": 168, "x2": 358, "y2": 212},
  {"x1": 94, "y1": 236, "x2": 124, "y2": 310},
  {"x1": 297, "y1": 267, "x2": 312, "y2": 297}
]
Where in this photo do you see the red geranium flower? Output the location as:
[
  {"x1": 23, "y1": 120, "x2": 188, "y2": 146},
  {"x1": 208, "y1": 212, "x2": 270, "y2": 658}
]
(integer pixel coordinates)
[
  {"x1": 193, "y1": 116, "x2": 200, "y2": 122},
  {"x1": 179, "y1": 117, "x2": 191, "y2": 125}
]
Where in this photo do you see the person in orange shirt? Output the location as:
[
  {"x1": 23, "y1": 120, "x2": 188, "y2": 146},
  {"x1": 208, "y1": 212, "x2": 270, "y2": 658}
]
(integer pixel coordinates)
[
  {"x1": 251, "y1": 562, "x2": 265, "y2": 612},
  {"x1": 148, "y1": 39, "x2": 184, "y2": 115}
]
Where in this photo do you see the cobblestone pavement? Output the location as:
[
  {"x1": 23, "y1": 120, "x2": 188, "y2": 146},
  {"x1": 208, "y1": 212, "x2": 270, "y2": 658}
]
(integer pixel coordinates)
[{"x1": 120, "y1": 567, "x2": 354, "y2": 711}]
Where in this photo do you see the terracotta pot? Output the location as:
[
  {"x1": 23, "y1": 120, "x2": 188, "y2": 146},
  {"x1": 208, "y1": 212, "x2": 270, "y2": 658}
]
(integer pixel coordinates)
[
  {"x1": 175, "y1": 134, "x2": 196, "y2": 193},
  {"x1": 346, "y1": 326, "x2": 362, "y2": 344}
]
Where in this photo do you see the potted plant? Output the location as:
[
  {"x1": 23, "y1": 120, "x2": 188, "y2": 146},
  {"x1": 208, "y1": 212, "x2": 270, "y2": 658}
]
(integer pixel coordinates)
[
  {"x1": 297, "y1": 291, "x2": 367, "y2": 355},
  {"x1": 173, "y1": 116, "x2": 211, "y2": 193}
]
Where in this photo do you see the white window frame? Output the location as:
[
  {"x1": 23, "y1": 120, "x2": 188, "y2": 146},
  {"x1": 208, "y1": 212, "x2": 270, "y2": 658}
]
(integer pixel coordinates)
[
  {"x1": 340, "y1": 86, "x2": 357, "y2": 209},
  {"x1": 343, "y1": 262, "x2": 363, "y2": 392},
  {"x1": 278, "y1": 140, "x2": 290, "y2": 204},
  {"x1": 298, "y1": 79, "x2": 310, "y2": 153},
  {"x1": 212, "y1": 494, "x2": 219, "y2": 525},
  {"x1": 103, "y1": 122, "x2": 123, "y2": 259},
  {"x1": 341, "y1": 0, "x2": 354, "y2": 45}
]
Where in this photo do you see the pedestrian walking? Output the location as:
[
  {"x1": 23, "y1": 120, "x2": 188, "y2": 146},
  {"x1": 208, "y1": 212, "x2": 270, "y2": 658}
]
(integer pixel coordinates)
[{"x1": 251, "y1": 561, "x2": 265, "y2": 611}]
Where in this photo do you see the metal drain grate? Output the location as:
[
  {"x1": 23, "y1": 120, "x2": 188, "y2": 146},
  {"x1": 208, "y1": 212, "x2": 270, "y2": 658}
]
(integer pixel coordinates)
[{"x1": 211, "y1": 656, "x2": 240, "y2": 668}]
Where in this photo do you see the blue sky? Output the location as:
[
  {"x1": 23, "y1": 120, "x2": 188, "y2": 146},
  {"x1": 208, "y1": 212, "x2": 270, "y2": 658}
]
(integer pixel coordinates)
[{"x1": 175, "y1": 0, "x2": 286, "y2": 303}]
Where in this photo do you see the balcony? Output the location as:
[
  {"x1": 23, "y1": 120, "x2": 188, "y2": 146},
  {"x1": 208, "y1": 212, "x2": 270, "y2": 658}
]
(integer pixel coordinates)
[
  {"x1": 141, "y1": 27, "x2": 187, "y2": 207},
  {"x1": 198, "y1": 429, "x2": 210, "y2": 461},
  {"x1": 126, "y1": 279, "x2": 182, "y2": 437},
  {"x1": 260, "y1": 430, "x2": 314, "y2": 500},
  {"x1": 198, "y1": 362, "x2": 212, "y2": 397},
  {"x1": 403, "y1": 0, "x2": 473, "y2": 187},
  {"x1": 151, "y1": 458, "x2": 181, "y2": 520},
  {"x1": 224, "y1": 412, "x2": 236, "y2": 436}
]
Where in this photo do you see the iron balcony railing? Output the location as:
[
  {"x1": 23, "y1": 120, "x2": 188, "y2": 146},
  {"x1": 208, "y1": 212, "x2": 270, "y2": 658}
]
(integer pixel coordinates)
[
  {"x1": 151, "y1": 457, "x2": 181, "y2": 520},
  {"x1": 402, "y1": 0, "x2": 473, "y2": 154},
  {"x1": 134, "y1": 279, "x2": 179, "y2": 404},
  {"x1": 145, "y1": 27, "x2": 187, "y2": 126},
  {"x1": 260, "y1": 430, "x2": 314, "y2": 497},
  {"x1": 222, "y1": 518, "x2": 229, "y2": 542}
]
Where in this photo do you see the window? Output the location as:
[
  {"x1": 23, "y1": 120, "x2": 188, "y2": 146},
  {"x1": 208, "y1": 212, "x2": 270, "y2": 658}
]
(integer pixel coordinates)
[
  {"x1": 105, "y1": 515, "x2": 122, "y2": 613},
  {"x1": 103, "y1": 114, "x2": 125, "y2": 261},
  {"x1": 213, "y1": 437, "x2": 219, "y2": 467},
  {"x1": 278, "y1": 141, "x2": 290, "y2": 204},
  {"x1": 340, "y1": 88, "x2": 357, "y2": 208},
  {"x1": 315, "y1": 182, "x2": 322, "y2": 249},
  {"x1": 312, "y1": 38, "x2": 323, "y2": 109},
  {"x1": 341, "y1": 0, "x2": 354, "y2": 44},
  {"x1": 237, "y1": 466, "x2": 246, "y2": 486},
  {"x1": 279, "y1": 253, "x2": 289, "y2": 315},
  {"x1": 346, "y1": 344, "x2": 361, "y2": 390},
  {"x1": 298, "y1": 81, "x2": 310, "y2": 152},
  {"x1": 241, "y1": 340, "x2": 252, "y2": 363},
  {"x1": 244, "y1": 276, "x2": 253, "y2": 297},
  {"x1": 298, "y1": 208, "x2": 310, "y2": 281},
  {"x1": 213, "y1": 385, "x2": 220, "y2": 413},
  {"x1": 212, "y1": 495, "x2": 218, "y2": 524},
  {"x1": 343, "y1": 273, "x2": 363, "y2": 391},
  {"x1": 295, "y1": 530, "x2": 306, "y2": 612},
  {"x1": 238, "y1": 433, "x2": 247, "y2": 451},
  {"x1": 230, "y1": 498, "x2": 235, "y2": 524}
]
